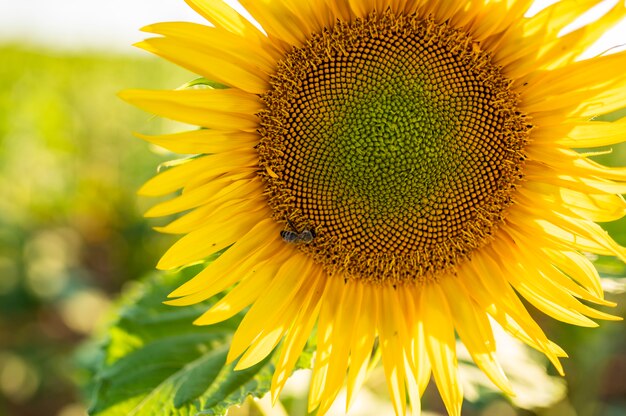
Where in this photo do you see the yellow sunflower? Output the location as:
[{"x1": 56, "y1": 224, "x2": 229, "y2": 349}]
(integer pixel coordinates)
[{"x1": 121, "y1": 0, "x2": 626, "y2": 414}]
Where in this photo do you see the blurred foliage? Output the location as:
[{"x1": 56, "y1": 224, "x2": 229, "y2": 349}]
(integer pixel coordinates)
[
  {"x1": 0, "y1": 44, "x2": 193, "y2": 416},
  {"x1": 83, "y1": 266, "x2": 298, "y2": 416},
  {"x1": 0, "y1": 43, "x2": 625, "y2": 416}
]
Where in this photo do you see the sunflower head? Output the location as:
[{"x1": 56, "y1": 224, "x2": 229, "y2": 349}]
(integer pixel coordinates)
[
  {"x1": 258, "y1": 10, "x2": 530, "y2": 284},
  {"x1": 122, "y1": 1, "x2": 626, "y2": 415}
]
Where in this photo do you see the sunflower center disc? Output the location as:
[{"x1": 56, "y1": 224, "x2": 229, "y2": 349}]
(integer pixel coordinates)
[{"x1": 258, "y1": 12, "x2": 529, "y2": 284}]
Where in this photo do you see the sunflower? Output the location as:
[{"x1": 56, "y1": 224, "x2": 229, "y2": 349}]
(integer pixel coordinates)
[{"x1": 121, "y1": 0, "x2": 626, "y2": 414}]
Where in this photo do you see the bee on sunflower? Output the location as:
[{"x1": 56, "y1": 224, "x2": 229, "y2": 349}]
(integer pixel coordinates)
[{"x1": 121, "y1": 1, "x2": 626, "y2": 415}]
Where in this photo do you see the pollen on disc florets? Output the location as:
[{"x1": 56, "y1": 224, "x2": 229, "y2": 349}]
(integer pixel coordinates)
[{"x1": 257, "y1": 10, "x2": 530, "y2": 285}]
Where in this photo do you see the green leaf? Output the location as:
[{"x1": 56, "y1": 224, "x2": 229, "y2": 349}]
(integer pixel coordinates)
[
  {"x1": 85, "y1": 267, "x2": 310, "y2": 416},
  {"x1": 180, "y1": 77, "x2": 229, "y2": 90}
]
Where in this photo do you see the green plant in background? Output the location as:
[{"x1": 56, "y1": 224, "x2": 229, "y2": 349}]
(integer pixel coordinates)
[
  {"x1": 81, "y1": 263, "x2": 322, "y2": 415},
  {"x1": 0, "y1": 45, "x2": 192, "y2": 416}
]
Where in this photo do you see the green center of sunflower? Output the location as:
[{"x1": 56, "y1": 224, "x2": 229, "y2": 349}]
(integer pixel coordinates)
[{"x1": 258, "y1": 11, "x2": 529, "y2": 284}]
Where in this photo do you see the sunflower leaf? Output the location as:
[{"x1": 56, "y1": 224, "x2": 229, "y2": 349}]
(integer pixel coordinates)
[
  {"x1": 84, "y1": 268, "x2": 287, "y2": 416},
  {"x1": 181, "y1": 77, "x2": 229, "y2": 90}
]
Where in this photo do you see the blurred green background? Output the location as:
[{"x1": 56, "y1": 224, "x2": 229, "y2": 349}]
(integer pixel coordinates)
[
  {"x1": 0, "y1": 39, "x2": 625, "y2": 416},
  {"x1": 0, "y1": 44, "x2": 193, "y2": 416}
]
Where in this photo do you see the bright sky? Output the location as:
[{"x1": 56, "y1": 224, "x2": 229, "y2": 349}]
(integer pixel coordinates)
[
  {"x1": 0, "y1": 0, "x2": 624, "y2": 57},
  {"x1": 0, "y1": 0, "x2": 206, "y2": 53}
]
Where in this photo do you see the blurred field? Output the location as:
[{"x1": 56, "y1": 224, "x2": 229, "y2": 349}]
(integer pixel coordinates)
[
  {"x1": 0, "y1": 44, "x2": 624, "y2": 416},
  {"x1": 0, "y1": 44, "x2": 192, "y2": 416}
]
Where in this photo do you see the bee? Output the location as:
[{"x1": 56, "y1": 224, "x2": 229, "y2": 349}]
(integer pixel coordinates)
[
  {"x1": 281, "y1": 219, "x2": 316, "y2": 244},
  {"x1": 298, "y1": 229, "x2": 315, "y2": 243},
  {"x1": 280, "y1": 229, "x2": 299, "y2": 243}
]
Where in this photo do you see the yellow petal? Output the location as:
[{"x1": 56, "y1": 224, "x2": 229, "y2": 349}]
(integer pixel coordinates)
[
  {"x1": 135, "y1": 129, "x2": 258, "y2": 155},
  {"x1": 228, "y1": 252, "x2": 313, "y2": 364},
  {"x1": 145, "y1": 178, "x2": 261, "y2": 218},
  {"x1": 189, "y1": 260, "x2": 273, "y2": 323},
  {"x1": 308, "y1": 277, "x2": 344, "y2": 412},
  {"x1": 523, "y1": 52, "x2": 626, "y2": 109},
  {"x1": 546, "y1": 250, "x2": 605, "y2": 300},
  {"x1": 503, "y1": 225, "x2": 615, "y2": 306},
  {"x1": 345, "y1": 282, "x2": 378, "y2": 411},
  {"x1": 239, "y1": 0, "x2": 311, "y2": 47},
  {"x1": 138, "y1": 150, "x2": 256, "y2": 196},
  {"x1": 559, "y1": 117, "x2": 626, "y2": 148},
  {"x1": 377, "y1": 285, "x2": 410, "y2": 416},
  {"x1": 184, "y1": 0, "x2": 265, "y2": 40},
  {"x1": 314, "y1": 279, "x2": 355, "y2": 415},
  {"x1": 401, "y1": 288, "x2": 431, "y2": 395},
  {"x1": 156, "y1": 200, "x2": 265, "y2": 269},
  {"x1": 136, "y1": 38, "x2": 269, "y2": 94},
  {"x1": 440, "y1": 276, "x2": 514, "y2": 396},
  {"x1": 464, "y1": 251, "x2": 566, "y2": 374},
  {"x1": 421, "y1": 283, "x2": 463, "y2": 416},
  {"x1": 119, "y1": 88, "x2": 261, "y2": 130},
  {"x1": 271, "y1": 270, "x2": 326, "y2": 402},
  {"x1": 167, "y1": 218, "x2": 282, "y2": 297},
  {"x1": 142, "y1": 21, "x2": 277, "y2": 69}
]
